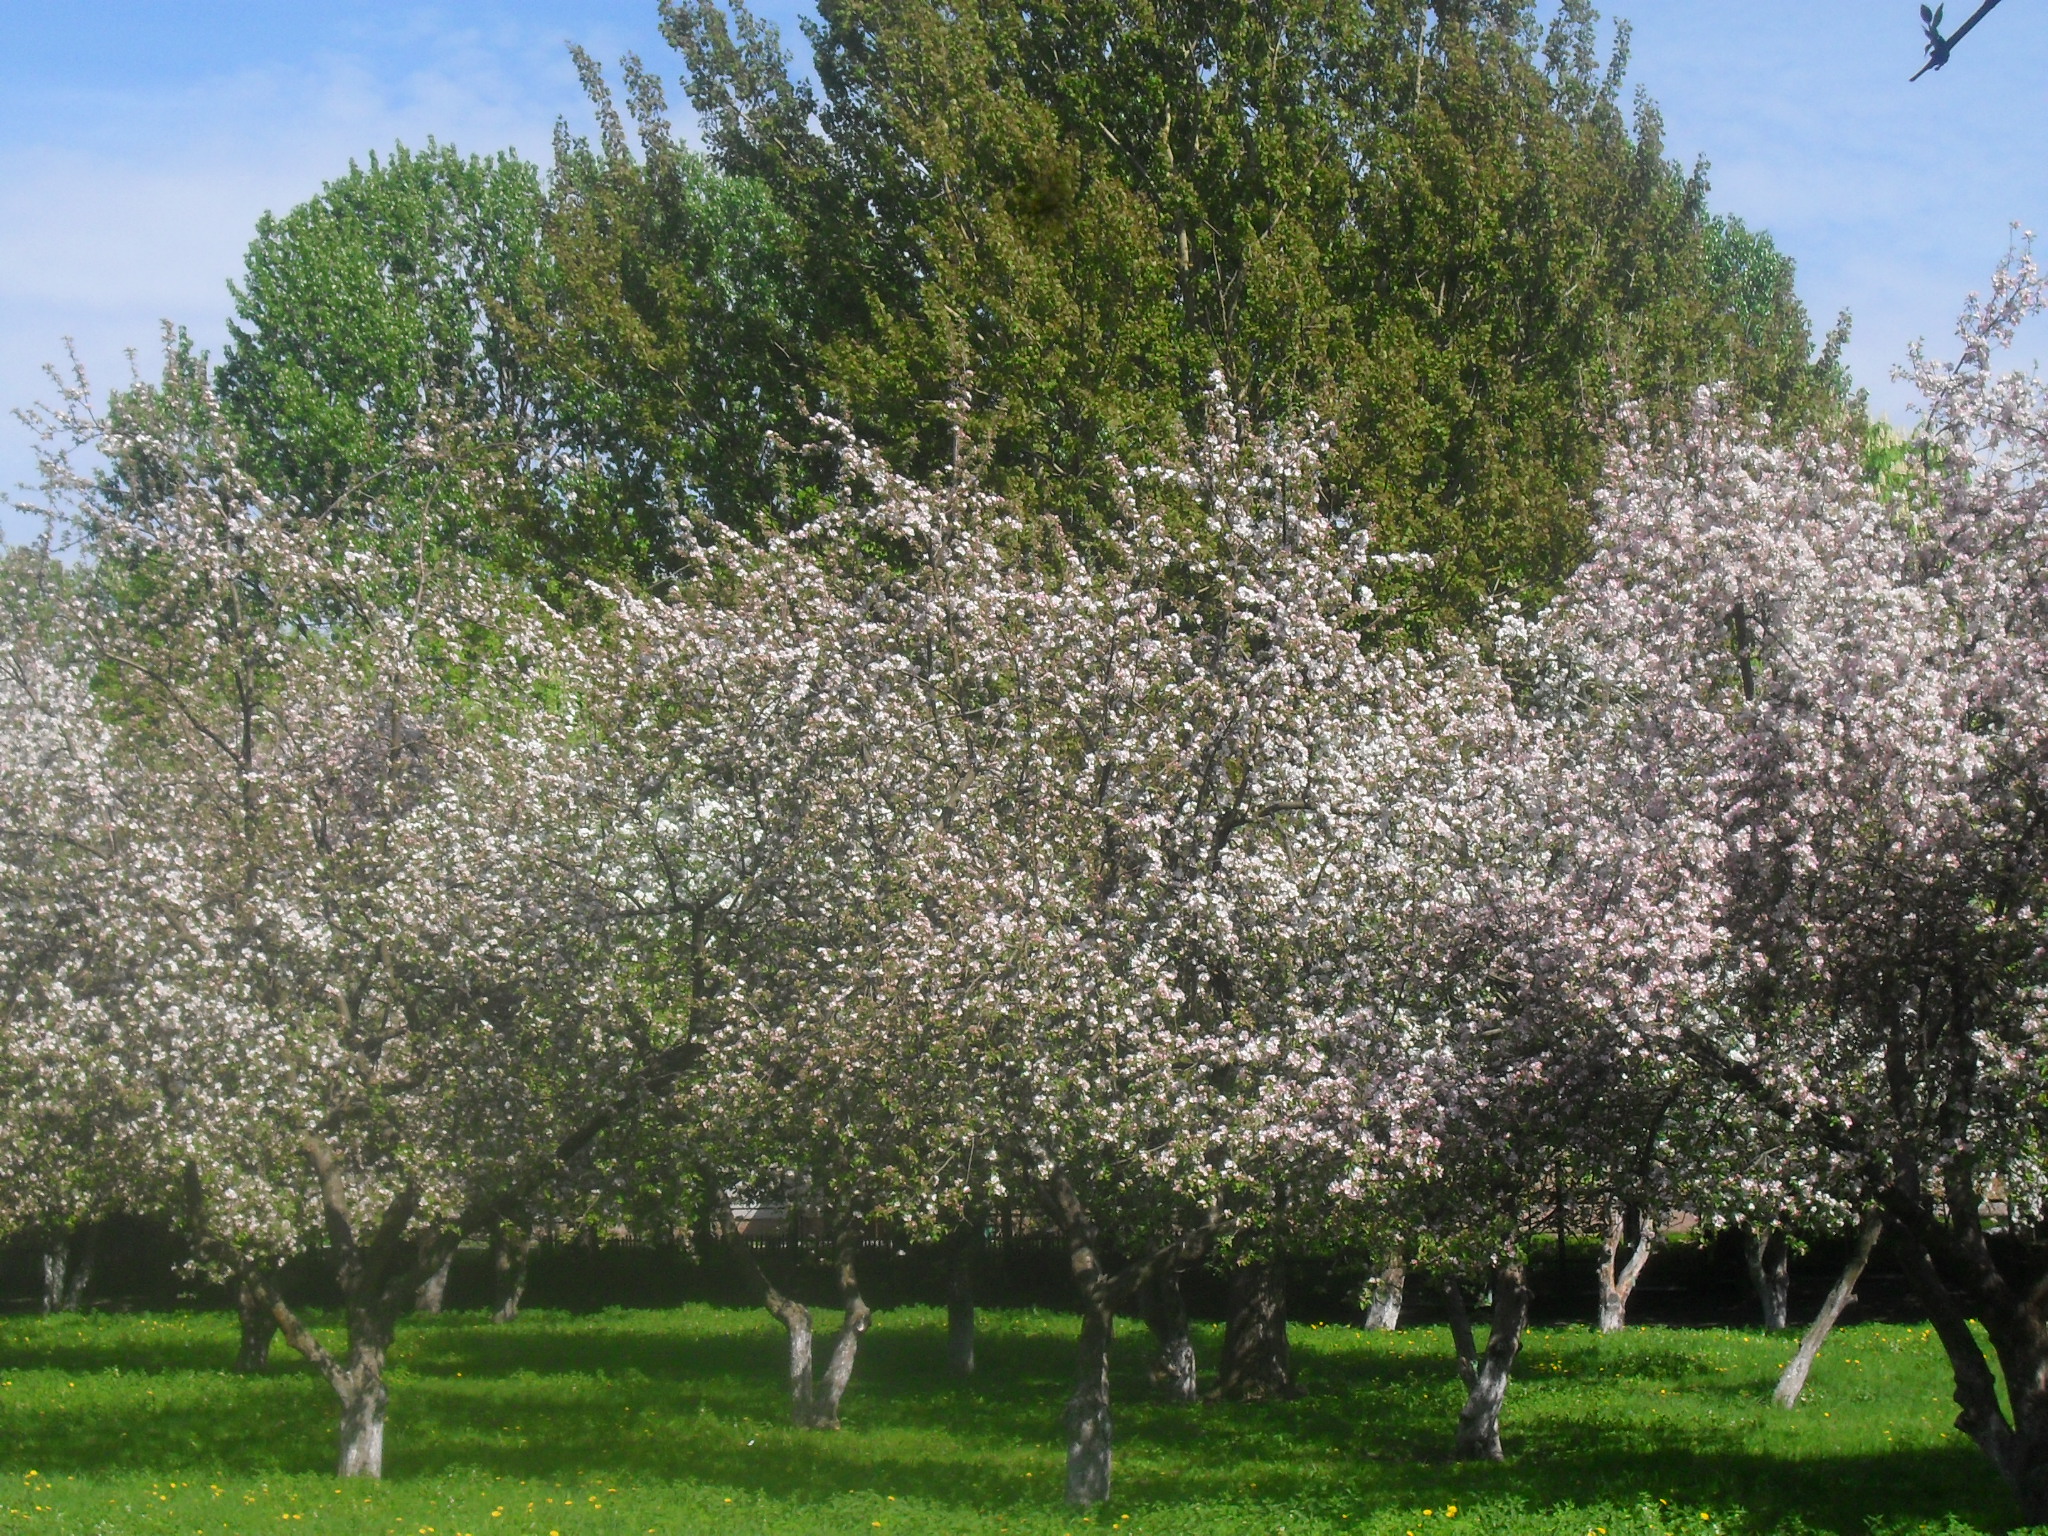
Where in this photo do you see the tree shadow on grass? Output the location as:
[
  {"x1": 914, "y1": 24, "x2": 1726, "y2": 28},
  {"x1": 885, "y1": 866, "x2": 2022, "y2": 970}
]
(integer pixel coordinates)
[
  {"x1": 0, "y1": 1314, "x2": 244, "y2": 1377},
  {"x1": 0, "y1": 1310, "x2": 2017, "y2": 1534}
]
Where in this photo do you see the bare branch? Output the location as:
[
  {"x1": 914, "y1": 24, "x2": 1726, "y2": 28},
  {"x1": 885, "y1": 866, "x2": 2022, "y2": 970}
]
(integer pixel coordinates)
[{"x1": 1912, "y1": 0, "x2": 2008, "y2": 80}]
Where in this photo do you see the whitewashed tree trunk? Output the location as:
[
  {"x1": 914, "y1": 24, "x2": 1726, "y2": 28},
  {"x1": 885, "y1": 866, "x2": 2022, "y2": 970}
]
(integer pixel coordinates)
[
  {"x1": 282, "y1": 1290, "x2": 413, "y2": 1478},
  {"x1": 212, "y1": 1137, "x2": 475, "y2": 1480},
  {"x1": 726, "y1": 1210, "x2": 871, "y2": 1429},
  {"x1": 414, "y1": 1252, "x2": 453, "y2": 1315},
  {"x1": 39, "y1": 1249, "x2": 67, "y2": 1316},
  {"x1": 1745, "y1": 1223, "x2": 1791, "y2": 1330},
  {"x1": 771, "y1": 1289, "x2": 819, "y2": 1418},
  {"x1": 1595, "y1": 1201, "x2": 1658, "y2": 1332},
  {"x1": 1774, "y1": 1210, "x2": 1883, "y2": 1408},
  {"x1": 946, "y1": 1222, "x2": 977, "y2": 1377},
  {"x1": 490, "y1": 1220, "x2": 534, "y2": 1324},
  {"x1": 1041, "y1": 1168, "x2": 1227, "y2": 1507},
  {"x1": 1452, "y1": 1261, "x2": 1531, "y2": 1462},
  {"x1": 245, "y1": 1270, "x2": 415, "y2": 1480},
  {"x1": 334, "y1": 1352, "x2": 390, "y2": 1478},
  {"x1": 40, "y1": 1222, "x2": 97, "y2": 1314},
  {"x1": 235, "y1": 1280, "x2": 277, "y2": 1373},
  {"x1": 1364, "y1": 1252, "x2": 1406, "y2": 1331},
  {"x1": 809, "y1": 1233, "x2": 873, "y2": 1428},
  {"x1": 1066, "y1": 1300, "x2": 1115, "y2": 1506}
]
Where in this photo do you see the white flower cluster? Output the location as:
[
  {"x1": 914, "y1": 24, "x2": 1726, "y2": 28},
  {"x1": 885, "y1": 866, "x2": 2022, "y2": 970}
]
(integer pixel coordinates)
[{"x1": 5, "y1": 254, "x2": 2048, "y2": 1499}]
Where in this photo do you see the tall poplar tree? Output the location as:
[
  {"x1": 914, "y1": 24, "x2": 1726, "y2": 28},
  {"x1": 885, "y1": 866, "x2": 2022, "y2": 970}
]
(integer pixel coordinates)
[{"x1": 641, "y1": 0, "x2": 1847, "y2": 619}]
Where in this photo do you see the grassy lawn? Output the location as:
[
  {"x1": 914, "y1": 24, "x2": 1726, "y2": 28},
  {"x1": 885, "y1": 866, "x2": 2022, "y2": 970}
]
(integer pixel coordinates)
[{"x1": 0, "y1": 1307, "x2": 2016, "y2": 1536}]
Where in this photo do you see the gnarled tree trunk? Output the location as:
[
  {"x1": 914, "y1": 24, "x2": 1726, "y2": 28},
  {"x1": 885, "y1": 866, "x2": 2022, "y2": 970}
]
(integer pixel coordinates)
[
  {"x1": 1138, "y1": 1262, "x2": 1198, "y2": 1403},
  {"x1": 765, "y1": 1284, "x2": 818, "y2": 1419},
  {"x1": 333, "y1": 1326, "x2": 392, "y2": 1478},
  {"x1": 1775, "y1": 1210, "x2": 1883, "y2": 1408},
  {"x1": 809, "y1": 1232, "x2": 873, "y2": 1428},
  {"x1": 1364, "y1": 1251, "x2": 1406, "y2": 1331},
  {"x1": 1040, "y1": 1168, "x2": 1227, "y2": 1507},
  {"x1": 248, "y1": 1235, "x2": 453, "y2": 1479},
  {"x1": 1451, "y1": 1261, "x2": 1532, "y2": 1462},
  {"x1": 1213, "y1": 1254, "x2": 1296, "y2": 1400},
  {"x1": 1745, "y1": 1223, "x2": 1791, "y2": 1330},
  {"x1": 725, "y1": 1209, "x2": 871, "y2": 1429},
  {"x1": 414, "y1": 1251, "x2": 453, "y2": 1315},
  {"x1": 1887, "y1": 1203, "x2": 2048, "y2": 1521},
  {"x1": 200, "y1": 1136, "x2": 475, "y2": 1479},
  {"x1": 1067, "y1": 1296, "x2": 1116, "y2": 1506},
  {"x1": 1596, "y1": 1201, "x2": 1658, "y2": 1332},
  {"x1": 235, "y1": 1280, "x2": 277, "y2": 1373},
  {"x1": 490, "y1": 1220, "x2": 534, "y2": 1324}
]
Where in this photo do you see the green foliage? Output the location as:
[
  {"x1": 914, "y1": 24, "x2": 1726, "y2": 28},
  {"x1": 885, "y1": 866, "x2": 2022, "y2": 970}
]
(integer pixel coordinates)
[
  {"x1": 216, "y1": 141, "x2": 548, "y2": 572},
  {"x1": 513, "y1": 57, "x2": 811, "y2": 574},
  {"x1": 216, "y1": 126, "x2": 814, "y2": 589},
  {"x1": 645, "y1": 0, "x2": 1850, "y2": 619},
  {"x1": 1862, "y1": 415, "x2": 1947, "y2": 511},
  {"x1": 0, "y1": 1310, "x2": 2012, "y2": 1533},
  {"x1": 211, "y1": 6, "x2": 1852, "y2": 616}
]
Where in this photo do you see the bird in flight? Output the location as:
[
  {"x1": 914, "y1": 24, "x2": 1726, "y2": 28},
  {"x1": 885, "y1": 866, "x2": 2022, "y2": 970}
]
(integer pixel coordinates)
[{"x1": 1912, "y1": 0, "x2": 2009, "y2": 80}]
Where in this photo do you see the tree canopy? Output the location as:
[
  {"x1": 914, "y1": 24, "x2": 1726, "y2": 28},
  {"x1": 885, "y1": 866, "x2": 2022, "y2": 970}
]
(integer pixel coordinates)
[
  {"x1": 650, "y1": 0, "x2": 1847, "y2": 616},
  {"x1": 213, "y1": 0, "x2": 1850, "y2": 618},
  {"x1": 217, "y1": 142, "x2": 547, "y2": 570},
  {"x1": 54, "y1": 1, "x2": 2048, "y2": 1515}
]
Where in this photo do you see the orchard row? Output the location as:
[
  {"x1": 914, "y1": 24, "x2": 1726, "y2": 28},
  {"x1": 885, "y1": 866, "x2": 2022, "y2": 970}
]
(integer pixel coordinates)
[{"x1": 3, "y1": 253, "x2": 2048, "y2": 1518}]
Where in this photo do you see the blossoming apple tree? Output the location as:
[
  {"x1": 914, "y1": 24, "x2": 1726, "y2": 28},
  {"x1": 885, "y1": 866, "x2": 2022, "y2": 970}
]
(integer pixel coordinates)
[
  {"x1": 782, "y1": 391, "x2": 1460, "y2": 1503},
  {"x1": 13, "y1": 350, "x2": 677, "y2": 1478},
  {"x1": 572, "y1": 483, "x2": 967, "y2": 1431},
  {"x1": 1534, "y1": 244, "x2": 2048, "y2": 1518},
  {"x1": 0, "y1": 544, "x2": 180, "y2": 1313},
  {"x1": 1319, "y1": 601, "x2": 1732, "y2": 1456}
]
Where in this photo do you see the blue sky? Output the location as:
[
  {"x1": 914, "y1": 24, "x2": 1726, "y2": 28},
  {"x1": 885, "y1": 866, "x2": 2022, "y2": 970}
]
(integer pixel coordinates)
[{"x1": 3, "y1": 1, "x2": 2044, "y2": 542}]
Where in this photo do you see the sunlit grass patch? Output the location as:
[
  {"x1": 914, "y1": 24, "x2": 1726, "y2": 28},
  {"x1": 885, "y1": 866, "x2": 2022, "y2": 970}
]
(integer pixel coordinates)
[{"x1": 0, "y1": 1311, "x2": 2009, "y2": 1534}]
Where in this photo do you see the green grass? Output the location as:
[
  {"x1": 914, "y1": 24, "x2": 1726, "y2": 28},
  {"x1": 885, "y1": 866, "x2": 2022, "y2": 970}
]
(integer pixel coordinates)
[{"x1": 0, "y1": 1308, "x2": 2021, "y2": 1535}]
